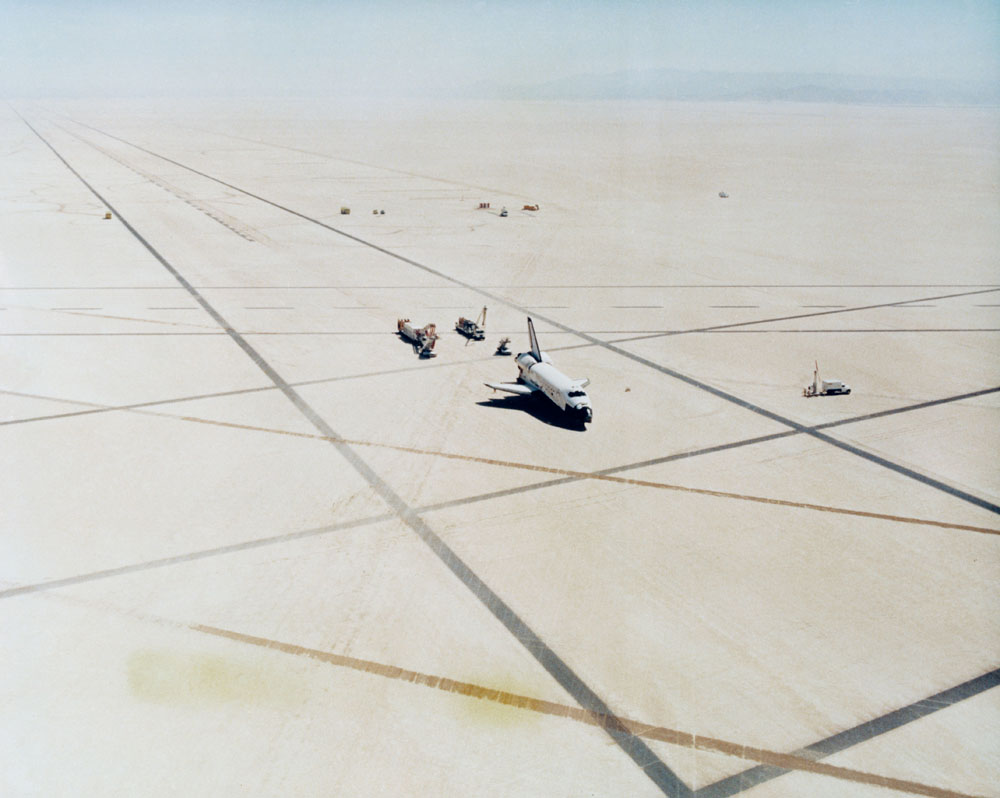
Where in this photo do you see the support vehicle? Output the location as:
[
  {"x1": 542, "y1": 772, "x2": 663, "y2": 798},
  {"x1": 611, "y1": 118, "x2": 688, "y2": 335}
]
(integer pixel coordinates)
[
  {"x1": 803, "y1": 361, "x2": 851, "y2": 396},
  {"x1": 397, "y1": 318, "x2": 438, "y2": 358}
]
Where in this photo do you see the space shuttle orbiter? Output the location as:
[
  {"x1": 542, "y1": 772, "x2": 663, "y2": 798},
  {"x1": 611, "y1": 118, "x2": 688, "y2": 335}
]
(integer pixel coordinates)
[{"x1": 485, "y1": 317, "x2": 592, "y2": 424}]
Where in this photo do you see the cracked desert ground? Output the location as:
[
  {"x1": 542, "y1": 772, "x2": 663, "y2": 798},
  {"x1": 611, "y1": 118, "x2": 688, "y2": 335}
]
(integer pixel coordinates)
[{"x1": 2, "y1": 99, "x2": 998, "y2": 797}]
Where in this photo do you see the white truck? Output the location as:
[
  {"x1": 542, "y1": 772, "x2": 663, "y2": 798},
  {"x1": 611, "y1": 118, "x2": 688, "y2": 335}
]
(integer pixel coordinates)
[
  {"x1": 803, "y1": 361, "x2": 851, "y2": 396},
  {"x1": 456, "y1": 307, "x2": 486, "y2": 340}
]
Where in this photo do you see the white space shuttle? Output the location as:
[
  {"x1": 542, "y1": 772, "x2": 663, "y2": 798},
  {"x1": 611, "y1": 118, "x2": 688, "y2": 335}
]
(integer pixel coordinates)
[{"x1": 485, "y1": 317, "x2": 593, "y2": 424}]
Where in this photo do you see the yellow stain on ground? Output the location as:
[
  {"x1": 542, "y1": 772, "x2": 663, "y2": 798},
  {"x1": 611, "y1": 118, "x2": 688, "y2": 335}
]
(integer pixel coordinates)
[
  {"x1": 126, "y1": 648, "x2": 308, "y2": 707},
  {"x1": 454, "y1": 674, "x2": 546, "y2": 730}
]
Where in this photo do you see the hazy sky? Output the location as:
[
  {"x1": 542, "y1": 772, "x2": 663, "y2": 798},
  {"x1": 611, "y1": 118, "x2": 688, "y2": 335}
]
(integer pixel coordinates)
[{"x1": 2, "y1": 0, "x2": 997, "y2": 97}]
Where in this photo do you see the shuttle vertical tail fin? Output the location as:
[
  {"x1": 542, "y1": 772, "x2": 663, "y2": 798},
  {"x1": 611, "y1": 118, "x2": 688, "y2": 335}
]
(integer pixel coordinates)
[{"x1": 527, "y1": 317, "x2": 541, "y2": 360}]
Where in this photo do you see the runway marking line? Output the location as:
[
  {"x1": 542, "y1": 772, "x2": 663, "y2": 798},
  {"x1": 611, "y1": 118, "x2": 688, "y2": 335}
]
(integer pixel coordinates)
[
  {"x1": 53, "y1": 120, "x2": 267, "y2": 244},
  {"x1": 193, "y1": 623, "x2": 980, "y2": 798},
  {"x1": 41, "y1": 304, "x2": 218, "y2": 331},
  {"x1": 173, "y1": 413, "x2": 999, "y2": 536}
]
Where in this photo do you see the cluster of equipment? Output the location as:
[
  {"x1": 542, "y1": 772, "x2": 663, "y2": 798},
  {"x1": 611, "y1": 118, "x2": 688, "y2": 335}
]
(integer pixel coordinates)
[
  {"x1": 396, "y1": 312, "x2": 593, "y2": 425},
  {"x1": 476, "y1": 201, "x2": 539, "y2": 217},
  {"x1": 398, "y1": 307, "x2": 509, "y2": 360},
  {"x1": 396, "y1": 307, "x2": 852, "y2": 428}
]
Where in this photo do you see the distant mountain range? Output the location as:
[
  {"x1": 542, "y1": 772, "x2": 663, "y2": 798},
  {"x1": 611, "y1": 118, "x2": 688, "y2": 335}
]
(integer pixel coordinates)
[{"x1": 461, "y1": 69, "x2": 999, "y2": 105}]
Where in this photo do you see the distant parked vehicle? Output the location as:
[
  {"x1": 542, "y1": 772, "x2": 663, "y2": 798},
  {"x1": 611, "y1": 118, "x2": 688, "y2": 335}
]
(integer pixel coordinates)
[
  {"x1": 803, "y1": 361, "x2": 851, "y2": 396},
  {"x1": 456, "y1": 307, "x2": 487, "y2": 340},
  {"x1": 397, "y1": 319, "x2": 438, "y2": 358}
]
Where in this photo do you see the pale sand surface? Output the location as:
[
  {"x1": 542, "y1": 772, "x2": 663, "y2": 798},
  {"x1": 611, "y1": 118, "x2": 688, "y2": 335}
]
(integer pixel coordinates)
[{"x1": 2, "y1": 99, "x2": 998, "y2": 796}]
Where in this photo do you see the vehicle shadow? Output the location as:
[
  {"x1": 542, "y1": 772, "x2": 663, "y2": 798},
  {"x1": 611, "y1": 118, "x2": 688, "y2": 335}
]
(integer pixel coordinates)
[{"x1": 476, "y1": 394, "x2": 588, "y2": 431}]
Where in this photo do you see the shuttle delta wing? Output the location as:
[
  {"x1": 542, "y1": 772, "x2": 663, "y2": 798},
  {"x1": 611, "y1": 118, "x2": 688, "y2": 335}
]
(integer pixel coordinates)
[{"x1": 485, "y1": 381, "x2": 536, "y2": 395}]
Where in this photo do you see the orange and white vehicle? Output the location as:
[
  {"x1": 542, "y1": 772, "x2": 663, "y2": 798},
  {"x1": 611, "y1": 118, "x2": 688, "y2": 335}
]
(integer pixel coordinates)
[{"x1": 397, "y1": 318, "x2": 438, "y2": 357}]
